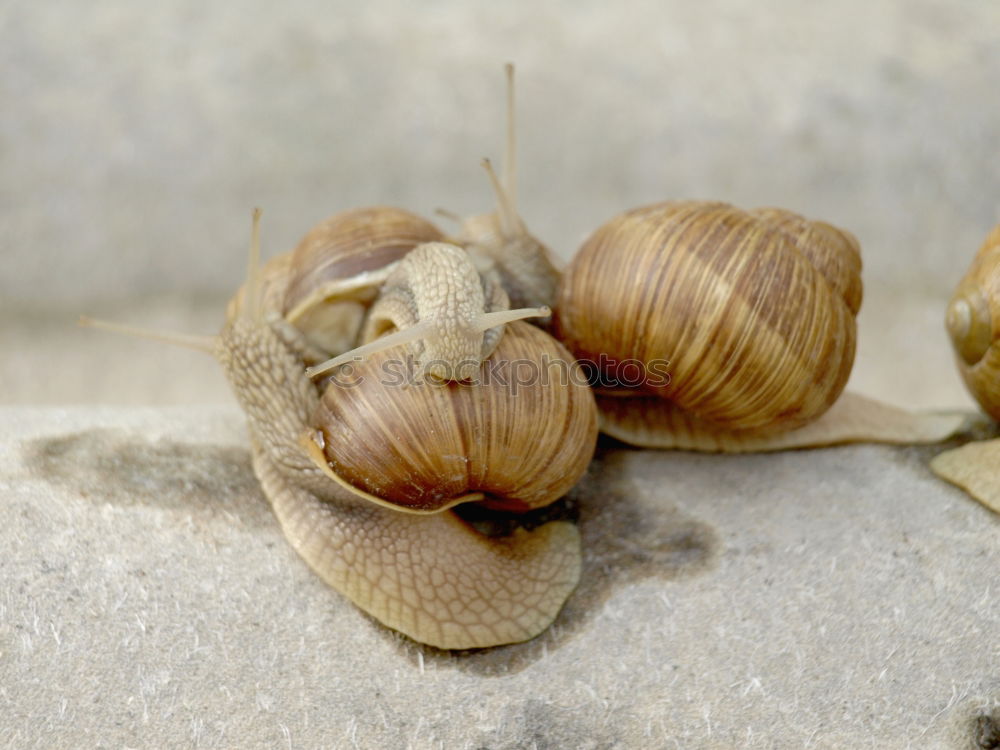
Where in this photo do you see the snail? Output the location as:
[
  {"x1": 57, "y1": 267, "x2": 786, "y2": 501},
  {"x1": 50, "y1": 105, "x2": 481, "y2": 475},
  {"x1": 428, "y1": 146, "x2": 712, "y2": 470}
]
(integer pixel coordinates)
[
  {"x1": 931, "y1": 221, "x2": 1000, "y2": 515},
  {"x1": 85, "y1": 208, "x2": 598, "y2": 650},
  {"x1": 554, "y1": 200, "x2": 965, "y2": 451}
]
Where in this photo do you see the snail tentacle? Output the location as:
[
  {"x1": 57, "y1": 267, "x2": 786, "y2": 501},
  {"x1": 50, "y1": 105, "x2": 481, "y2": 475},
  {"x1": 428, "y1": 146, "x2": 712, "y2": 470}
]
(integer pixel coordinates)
[{"x1": 450, "y1": 65, "x2": 561, "y2": 311}]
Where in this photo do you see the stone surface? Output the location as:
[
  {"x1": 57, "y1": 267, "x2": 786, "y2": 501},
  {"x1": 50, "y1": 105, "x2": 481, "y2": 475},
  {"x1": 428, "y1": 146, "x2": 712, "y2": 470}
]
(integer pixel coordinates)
[{"x1": 2, "y1": 406, "x2": 998, "y2": 748}]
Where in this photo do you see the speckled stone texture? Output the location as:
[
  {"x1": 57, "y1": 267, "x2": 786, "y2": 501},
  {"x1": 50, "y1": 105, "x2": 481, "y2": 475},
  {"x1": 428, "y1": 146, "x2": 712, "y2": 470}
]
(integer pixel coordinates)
[{"x1": 2, "y1": 407, "x2": 998, "y2": 748}]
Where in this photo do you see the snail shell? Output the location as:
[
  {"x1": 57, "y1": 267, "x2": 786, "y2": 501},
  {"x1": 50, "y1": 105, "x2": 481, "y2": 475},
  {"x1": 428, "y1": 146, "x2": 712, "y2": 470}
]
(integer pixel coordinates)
[
  {"x1": 226, "y1": 205, "x2": 446, "y2": 357},
  {"x1": 946, "y1": 222, "x2": 1000, "y2": 420},
  {"x1": 556, "y1": 200, "x2": 862, "y2": 435},
  {"x1": 281, "y1": 206, "x2": 446, "y2": 355},
  {"x1": 308, "y1": 321, "x2": 598, "y2": 513}
]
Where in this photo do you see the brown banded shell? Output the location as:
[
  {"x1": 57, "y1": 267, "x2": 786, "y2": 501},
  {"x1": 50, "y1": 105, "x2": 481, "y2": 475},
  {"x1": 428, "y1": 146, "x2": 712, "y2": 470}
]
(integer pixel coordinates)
[
  {"x1": 946, "y1": 223, "x2": 1000, "y2": 420},
  {"x1": 282, "y1": 206, "x2": 445, "y2": 354},
  {"x1": 310, "y1": 321, "x2": 598, "y2": 513},
  {"x1": 555, "y1": 201, "x2": 862, "y2": 434},
  {"x1": 748, "y1": 207, "x2": 862, "y2": 315}
]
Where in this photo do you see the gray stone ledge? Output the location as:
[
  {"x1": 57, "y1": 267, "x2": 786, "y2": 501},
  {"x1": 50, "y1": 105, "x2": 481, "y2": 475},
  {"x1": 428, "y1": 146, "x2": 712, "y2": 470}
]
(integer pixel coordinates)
[{"x1": 2, "y1": 406, "x2": 997, "y2": 748}]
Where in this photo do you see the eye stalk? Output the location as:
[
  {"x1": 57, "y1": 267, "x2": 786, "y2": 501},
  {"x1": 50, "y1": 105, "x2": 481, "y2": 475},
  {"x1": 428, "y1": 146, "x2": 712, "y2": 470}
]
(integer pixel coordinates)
[{"x1": 555, "y1": 201, "x2": 863, "y2": 438}]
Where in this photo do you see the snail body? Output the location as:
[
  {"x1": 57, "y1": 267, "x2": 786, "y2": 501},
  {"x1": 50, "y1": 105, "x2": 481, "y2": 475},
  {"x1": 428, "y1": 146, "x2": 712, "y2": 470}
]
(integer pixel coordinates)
[
  {"x1": 357, "y1": 242, "x2": 516, "y2": 382},
  {"x1": 946, "y1": 222, "x2": 1000, "y2": 420},
  {"x1": 556, "y1": 200, "x2": 863, "y2": 441},
  {"x1": 457, "y1": 168, "x2": 561, "y2": 312}
]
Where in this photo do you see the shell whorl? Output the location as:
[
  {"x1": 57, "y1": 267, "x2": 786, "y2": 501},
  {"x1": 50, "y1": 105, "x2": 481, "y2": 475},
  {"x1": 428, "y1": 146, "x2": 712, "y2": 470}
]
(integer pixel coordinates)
[
  {"x1": 313, "y1": 321, "x2": 598, "y2": 512},
  {"x1": 279, "y1": 206, "x2": 445, "y2": 355},
  {"x1": 947, "y1": 285, "x2": 993, "y2": 366},
  {"x1": 946, "y1": 223, "x2": 1000, "y2": 419},
  {"x1": 555, "y1": 201, "x2": 862, "y2": 434},
  {"x1": 283, "y1": 206, "x2": 445, "y2": 318}
]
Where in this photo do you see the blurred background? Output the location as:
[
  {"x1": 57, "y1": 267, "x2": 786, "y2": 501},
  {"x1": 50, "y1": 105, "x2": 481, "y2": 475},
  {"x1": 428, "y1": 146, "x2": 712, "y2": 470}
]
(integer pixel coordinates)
[{"x1": 2, "y1": 0, "x2": 997, "y2": 408}]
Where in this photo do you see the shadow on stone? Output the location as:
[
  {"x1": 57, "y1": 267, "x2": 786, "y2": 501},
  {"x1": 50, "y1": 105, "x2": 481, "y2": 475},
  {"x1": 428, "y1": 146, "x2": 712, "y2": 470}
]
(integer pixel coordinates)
[
  {"x1": 23, "y1": 428, "x2": 269, "y2": 527},
  {"x1": 388, "y1": 442, "x2": 720, "y2": 675}
]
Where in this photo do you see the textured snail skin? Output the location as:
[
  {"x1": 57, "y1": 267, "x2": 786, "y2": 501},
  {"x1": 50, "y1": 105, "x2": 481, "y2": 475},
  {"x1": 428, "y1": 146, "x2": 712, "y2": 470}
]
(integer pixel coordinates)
[
  {"x1": 946, "y1": 223, "x2": 1000, "y2": 421},
  {"x1": 360, "y1": 242, "x2": 511, "y2": 382},
  {"x1": 556, "y1": 201, "x2": 862, "y2": 438},
  {"x1": 459, "y1": 210, "x2": 561, "y2": 311},
  {"x1": 215, "y1": 314, "x2": 583, "y2": 650}
]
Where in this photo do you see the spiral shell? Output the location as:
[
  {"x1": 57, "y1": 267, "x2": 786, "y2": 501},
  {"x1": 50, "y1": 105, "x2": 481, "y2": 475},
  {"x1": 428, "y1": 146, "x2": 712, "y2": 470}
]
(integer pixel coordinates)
[
  {"x1": 946, "y1": 223, "x2": 1000, "y2": 420},
  {"x1": 282, "y1": 206, "x2": 445, "y2": 354},
  {"x1": 309, "y1": 321, "x2": 598, "y2": 513},
  {"x1": 555, "y1": 200, "x2": 862, "y2": 434}
]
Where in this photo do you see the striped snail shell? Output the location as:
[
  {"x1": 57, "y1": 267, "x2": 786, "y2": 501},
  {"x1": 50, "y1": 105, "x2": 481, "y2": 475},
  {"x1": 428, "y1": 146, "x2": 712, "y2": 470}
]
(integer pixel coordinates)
[
  {"x1": 555, "y1": 200, "x2": 863, "y2": 438},
  {"x1": 280, "y1": 205, "x2": 446, "y2": 355},
  {"x1": 306, "y1": 320, "x2": 598, "y2": 514},
  {"x1": 946, "y1": 222, "x2": 1000, "y2": 420}
]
